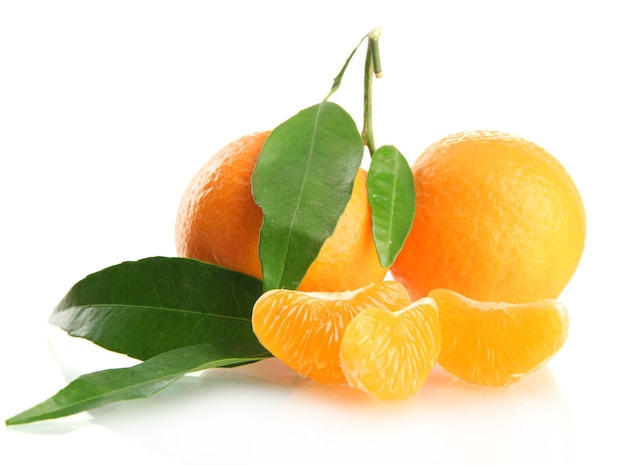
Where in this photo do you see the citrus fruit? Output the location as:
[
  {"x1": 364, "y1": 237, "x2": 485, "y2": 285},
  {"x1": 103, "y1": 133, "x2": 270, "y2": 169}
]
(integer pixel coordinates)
[
  {"x1": 339, "y1": 297, "x2": 441, "y2": 400},
  {"x1": 251, "y1": 281, "x2": 411, "y2": 384},
  {"x1": 429, "y1": 288, "x2": 569, "y2": 387},
  {"x1": 175, "y1": 131, "x2": 387, "y2": 292},
  {"x1": 391, "y1": 130, "x2": 586, "y2": 303}
]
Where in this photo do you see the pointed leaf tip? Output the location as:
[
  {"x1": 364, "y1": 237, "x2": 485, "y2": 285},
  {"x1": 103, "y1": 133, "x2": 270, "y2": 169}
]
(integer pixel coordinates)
[{"x1": 5, "y1": 342, "x2": 270, "y2": 425}]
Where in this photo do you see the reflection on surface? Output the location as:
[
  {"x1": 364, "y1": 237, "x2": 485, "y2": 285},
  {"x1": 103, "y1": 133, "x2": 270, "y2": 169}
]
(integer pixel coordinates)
[{"x1": 47, "y1": 328, "x2": 578, "y2": 465}]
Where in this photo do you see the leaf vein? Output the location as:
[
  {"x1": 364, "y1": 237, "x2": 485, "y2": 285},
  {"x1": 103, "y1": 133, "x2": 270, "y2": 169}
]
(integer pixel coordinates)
[{"x1": 54, "y1": 303, "x2": 252, "y2": 323}]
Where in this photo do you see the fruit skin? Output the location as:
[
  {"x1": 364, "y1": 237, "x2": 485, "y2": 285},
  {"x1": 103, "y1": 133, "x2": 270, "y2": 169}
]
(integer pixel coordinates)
[
  {"x1": 391, "y1": 130, "x2": 586, "y2": 303},
  {"x1": 251, "y1": 281, "x2": 411, "y2": 384},
  {"x1": 175, "y1": 131, "x2": 387, "y2": 292},
  {"x1": 339, "y1": 297, "x2": 441, "y2": 400},
  {"x1": 176, "y1": 132, "x2": 268, "y2": 279},
  {"x1": 429, "y1": 288, "x2": 569, "y2": 387}
]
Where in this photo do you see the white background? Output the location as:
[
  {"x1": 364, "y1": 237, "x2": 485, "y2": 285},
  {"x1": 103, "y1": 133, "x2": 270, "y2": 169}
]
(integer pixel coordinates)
[{"x1": 1, "y1": 1, "x2": 624, "y2": 464}]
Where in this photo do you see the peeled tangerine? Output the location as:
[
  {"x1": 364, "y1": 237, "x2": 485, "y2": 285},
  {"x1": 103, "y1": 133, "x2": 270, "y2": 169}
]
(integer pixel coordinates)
[
  {"x1": 429, "y1": 288, "x2": 569, "y2": 387},
  {"x1": 339, "y1": 297, "x2": 442, "y2": 400},
  {"x1": 251, "y1": 281, "x2": 411, "y2": 384}
]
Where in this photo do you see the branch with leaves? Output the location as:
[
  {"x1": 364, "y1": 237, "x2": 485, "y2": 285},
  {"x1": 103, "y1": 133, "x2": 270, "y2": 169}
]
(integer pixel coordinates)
[{"x1": 6, "y1": 28, "x2": 415, "y2": 425}]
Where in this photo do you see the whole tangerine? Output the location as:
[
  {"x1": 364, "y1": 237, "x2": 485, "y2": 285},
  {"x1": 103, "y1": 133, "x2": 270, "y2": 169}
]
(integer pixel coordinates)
[
  {"x1": 391, "y1": 130, "x2": 586, "y2": 303},
  {"x1": 175, "y1": 131, "x2": 387, "y2": 291}
]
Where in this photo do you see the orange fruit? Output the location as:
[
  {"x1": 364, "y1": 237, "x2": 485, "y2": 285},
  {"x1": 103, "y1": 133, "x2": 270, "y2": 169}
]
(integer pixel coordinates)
[
  {"x1": 339, "y1": 297, "x2": 441, "y2": 400},
  {"x1": 251, "y1": 281, "x2": 411, "y2": 384},
  {"x1": 175, "y1": 131, "x2": 387, "y2": 291},
  {"x1": 391, "y1": 130, "x2": 586, "y2": 303},
  {"x1": 175, "y1": 132, "x2": 269, "y2": 279},
  {"x1": 429, "y1": 288, "x2": 569, "y2": 387}
]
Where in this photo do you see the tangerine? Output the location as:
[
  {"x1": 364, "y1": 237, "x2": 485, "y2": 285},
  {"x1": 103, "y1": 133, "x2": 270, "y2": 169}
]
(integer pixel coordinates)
[
  {"x1": 391, "y1": 130, "x2": 586, "y2": 303},
  {"x1": 339, "y1": 297, "x2": 441, "y2": 400},
  {"x1": 429, "y1": 288, "x2": 569, "y2": 387},
  {"x1": 251, "y1": 281, "x2": 411, "y2": 384},
  {"x1": 175, "y1": 131, "x2": 387, "y2": 291}
]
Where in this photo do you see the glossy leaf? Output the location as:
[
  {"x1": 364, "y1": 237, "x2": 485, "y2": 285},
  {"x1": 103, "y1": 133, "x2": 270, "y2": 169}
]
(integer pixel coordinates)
[
  {"x1": 5, "y1": 342, "x2": 270, "y2": 425},
  {"x1": 367, "y1": 145, "x2": 416, "y2": 267},
  {"x1": 251, "y1": 101, "x2": 363, "y2": 291},
  {"x1": 49, "y1": 257, "x2": 264, "y2": 361}
]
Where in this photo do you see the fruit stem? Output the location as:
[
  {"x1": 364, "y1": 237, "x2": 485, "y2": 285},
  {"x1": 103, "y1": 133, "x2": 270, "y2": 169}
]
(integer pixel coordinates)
[
  {"x1": 362, "y1": 29, "x2": 382, "y2": 157},
  {"x1": 324, "y1": 28, "x2": 382, "y2": 157}
]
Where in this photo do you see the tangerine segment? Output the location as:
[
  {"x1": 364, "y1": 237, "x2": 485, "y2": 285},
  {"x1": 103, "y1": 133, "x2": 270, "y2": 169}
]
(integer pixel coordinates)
[
  {"x1": 429, "y1": 288, "x2": 569, "y2": 387},
  {"x1": 339, "y1": 297, "x2": 441, "y2": 400},
  {"x1": 251, "y1": 281, "x2": 411, "y2": 384}
]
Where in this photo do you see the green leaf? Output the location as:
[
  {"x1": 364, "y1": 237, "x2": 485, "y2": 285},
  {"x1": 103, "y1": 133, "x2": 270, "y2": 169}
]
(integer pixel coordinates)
[
  {"x1": 49, "y1": 257, "x2": 264, "y2": 361},
  {"x1": 367, "y1": 145, "x2": 416, "y2": 267},
  {"x1": 251, "y1": 101, "x2": 364, "y2": 291},
  {"x1": 5, "y1": 342, "x2": 270, "y2": 425}
]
